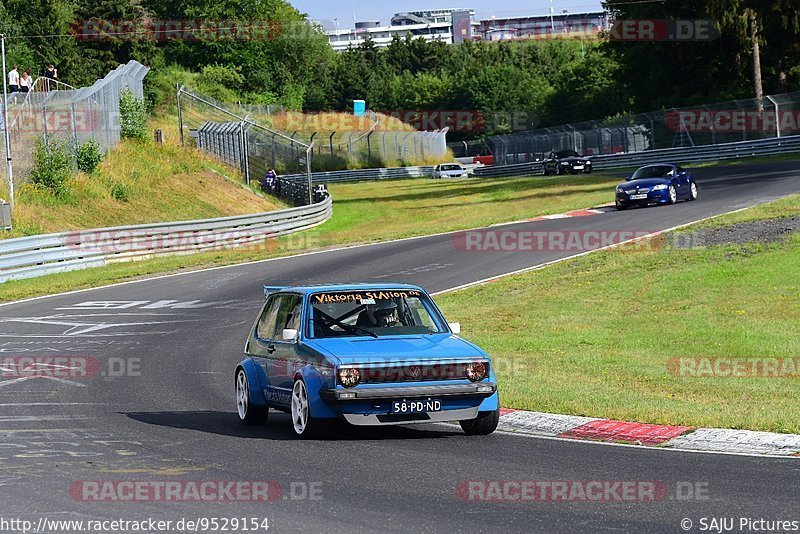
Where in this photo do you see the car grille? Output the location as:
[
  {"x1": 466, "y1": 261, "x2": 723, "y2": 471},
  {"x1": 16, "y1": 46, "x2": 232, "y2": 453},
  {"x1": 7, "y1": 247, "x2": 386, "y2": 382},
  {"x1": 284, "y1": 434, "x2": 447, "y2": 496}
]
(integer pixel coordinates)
[{"x1": 358, "y1": 362, "x2": 471, "y2": 383}]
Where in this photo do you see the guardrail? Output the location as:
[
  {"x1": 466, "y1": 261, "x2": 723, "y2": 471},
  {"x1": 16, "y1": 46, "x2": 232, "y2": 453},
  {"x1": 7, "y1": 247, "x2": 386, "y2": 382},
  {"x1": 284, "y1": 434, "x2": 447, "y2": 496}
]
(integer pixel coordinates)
[
  {"x1": 474, "y1": 135, "x2": 800, "y2": 178},
  {"x1": 281, "y1": 165, "x2": 435, "y2": 184},
  {"x1": 0, "y1": 196, "x2": 332, "y2": 283}
]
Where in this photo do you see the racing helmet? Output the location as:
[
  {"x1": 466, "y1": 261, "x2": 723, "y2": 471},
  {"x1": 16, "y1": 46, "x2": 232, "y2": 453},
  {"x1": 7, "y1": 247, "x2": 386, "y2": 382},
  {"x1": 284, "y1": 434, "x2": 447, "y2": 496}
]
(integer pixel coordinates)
[{"x1": 367, "y1": 300, "x2": 399, "y2": 327}]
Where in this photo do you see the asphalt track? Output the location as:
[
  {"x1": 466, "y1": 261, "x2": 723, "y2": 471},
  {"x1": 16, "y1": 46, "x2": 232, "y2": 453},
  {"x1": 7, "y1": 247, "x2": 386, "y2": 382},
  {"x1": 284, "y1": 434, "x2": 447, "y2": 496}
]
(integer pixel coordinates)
[{"x1": 1, "y1": 161, "x2": 799, "y2": 533}]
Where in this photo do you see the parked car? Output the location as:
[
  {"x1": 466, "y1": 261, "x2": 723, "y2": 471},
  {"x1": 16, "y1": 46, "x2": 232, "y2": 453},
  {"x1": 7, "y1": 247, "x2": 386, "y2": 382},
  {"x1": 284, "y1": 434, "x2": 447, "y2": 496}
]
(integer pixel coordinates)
[
  {"x1": 615, "y1": 163, "x2": 698, "y2": 210},
  {"x1": 432, "y1": 163, "x2": 468, "y2": 178},
  {"x1": 236, "y1": 284, "x2": 499, "y2": 437},
  {"x1": 542, "y1": 150, "x2": 592, "y2": 175}
]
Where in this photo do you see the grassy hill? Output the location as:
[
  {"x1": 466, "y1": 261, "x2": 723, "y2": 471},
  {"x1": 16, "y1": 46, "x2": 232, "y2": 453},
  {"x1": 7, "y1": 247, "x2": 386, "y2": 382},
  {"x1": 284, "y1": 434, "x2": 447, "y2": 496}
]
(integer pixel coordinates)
[{"x1": 2, "y1": 118, "x2": 285, "y2": 238}]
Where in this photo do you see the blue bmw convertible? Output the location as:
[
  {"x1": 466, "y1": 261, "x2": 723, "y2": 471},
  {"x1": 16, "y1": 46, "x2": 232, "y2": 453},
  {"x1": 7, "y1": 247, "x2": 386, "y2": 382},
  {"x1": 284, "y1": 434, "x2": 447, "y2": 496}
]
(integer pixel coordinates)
[
  {"x1": 236, "y1": 284, "x2": 499, "y2": 438},
  {"x1": 615, "y1": 163, "x2": 698, "y2": 210}
]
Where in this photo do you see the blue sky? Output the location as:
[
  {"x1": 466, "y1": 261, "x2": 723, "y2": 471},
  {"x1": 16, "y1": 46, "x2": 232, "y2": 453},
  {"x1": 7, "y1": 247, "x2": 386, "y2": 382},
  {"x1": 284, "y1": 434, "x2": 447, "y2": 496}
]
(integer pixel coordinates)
[{"x1": 293, "y1": 0, "x2": 604, "y2": 27}]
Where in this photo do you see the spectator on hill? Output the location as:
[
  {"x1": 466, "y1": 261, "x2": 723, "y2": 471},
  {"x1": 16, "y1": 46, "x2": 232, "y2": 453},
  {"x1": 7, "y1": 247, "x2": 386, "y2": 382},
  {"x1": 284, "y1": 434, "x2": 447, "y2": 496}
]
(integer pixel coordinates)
[
  {"x1": 7, "y1": 66, "x2": 19, "y2": 93},
  {"x1": 261, "y1": 167, "x2": 277, "y2": 194},
  {"x1": 18, "y1": 69, "x2": 32, "y2": 93}
]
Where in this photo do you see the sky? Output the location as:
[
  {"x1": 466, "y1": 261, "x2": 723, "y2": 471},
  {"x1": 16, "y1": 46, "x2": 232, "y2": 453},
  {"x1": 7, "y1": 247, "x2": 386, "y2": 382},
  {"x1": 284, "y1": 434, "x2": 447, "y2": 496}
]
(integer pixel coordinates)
[{"x1": 291, "y1": 0, "x2": 605, "y2": 28}]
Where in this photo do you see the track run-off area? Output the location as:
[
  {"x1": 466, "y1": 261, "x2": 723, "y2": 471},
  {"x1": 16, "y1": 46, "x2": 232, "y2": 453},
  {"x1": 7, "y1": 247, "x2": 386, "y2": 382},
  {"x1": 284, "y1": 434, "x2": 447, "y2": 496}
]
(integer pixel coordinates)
[{"x1": 1, "y1": 161, "x2": 799, "y2": 533}]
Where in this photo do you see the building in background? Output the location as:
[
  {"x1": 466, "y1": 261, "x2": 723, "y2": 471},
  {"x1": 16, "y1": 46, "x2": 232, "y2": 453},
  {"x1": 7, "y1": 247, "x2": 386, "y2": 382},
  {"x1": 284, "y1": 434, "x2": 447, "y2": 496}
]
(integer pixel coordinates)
[
  {"x1": 476, "y1": 11, "x2": 610, "y2": 41},
  {"x1": 322, "y1": 9, "x2": 609, "y2": 51},
  {"x1": 325, "y1": 8, "x2": 475, "y2": 51}
]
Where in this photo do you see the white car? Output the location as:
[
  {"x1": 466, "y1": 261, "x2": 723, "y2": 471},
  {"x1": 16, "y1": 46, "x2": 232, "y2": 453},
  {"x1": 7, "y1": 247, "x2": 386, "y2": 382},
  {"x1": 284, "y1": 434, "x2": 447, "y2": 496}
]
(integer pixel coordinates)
[{"x1": 432, "y1": 163, "x2": 468, "y2": 179}]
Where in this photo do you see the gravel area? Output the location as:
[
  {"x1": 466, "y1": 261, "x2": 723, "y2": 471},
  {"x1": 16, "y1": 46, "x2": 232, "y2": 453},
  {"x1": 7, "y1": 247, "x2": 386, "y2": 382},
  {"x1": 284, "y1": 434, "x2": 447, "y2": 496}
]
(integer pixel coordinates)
[{"x1": 671, "y1": 216, "x2": 800, "y2": 248}]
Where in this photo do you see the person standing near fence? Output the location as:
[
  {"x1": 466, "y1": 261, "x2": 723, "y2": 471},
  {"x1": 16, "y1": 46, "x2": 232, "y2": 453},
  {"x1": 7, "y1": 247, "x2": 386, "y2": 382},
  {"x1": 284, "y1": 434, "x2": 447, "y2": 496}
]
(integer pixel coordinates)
[
  {"x1": 7, "y1": 66, "x2": 19, "y2": 93},
  {"x1": 19, "y1": 69, "x2": 32, "y2": 93},
  {"x1": 43, "y1": 65, "x2": 58, "y2": 91}
]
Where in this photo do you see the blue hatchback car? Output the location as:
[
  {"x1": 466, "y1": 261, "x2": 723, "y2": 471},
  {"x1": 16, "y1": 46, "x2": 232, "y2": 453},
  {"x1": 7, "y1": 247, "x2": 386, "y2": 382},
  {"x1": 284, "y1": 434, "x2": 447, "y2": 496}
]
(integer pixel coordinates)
[
  {"x1": 615, "y1": 163, "x2": 698, "y2": 210},
  {"x1": 236, "y1": 284, "x2": 499, "y2": 437}
]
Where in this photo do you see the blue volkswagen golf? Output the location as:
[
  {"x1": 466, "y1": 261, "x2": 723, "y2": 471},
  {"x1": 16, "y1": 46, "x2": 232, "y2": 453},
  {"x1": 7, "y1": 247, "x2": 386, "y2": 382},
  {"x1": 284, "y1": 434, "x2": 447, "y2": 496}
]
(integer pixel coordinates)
[
  {"x1": 236, "y1": 284, "x2": 499, "y2": 438},
  {"x1": 615, "y1": 163, "x2": 698, "y2": 210}
]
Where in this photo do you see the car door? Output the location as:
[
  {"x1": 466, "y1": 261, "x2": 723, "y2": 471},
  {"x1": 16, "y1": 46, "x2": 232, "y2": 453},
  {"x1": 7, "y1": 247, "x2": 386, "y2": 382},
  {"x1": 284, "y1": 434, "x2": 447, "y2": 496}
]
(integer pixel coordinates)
[
  {"x1": 676, "y1": 166, "x2": 691, "y2": 198},
  {"x1": 248, "y1": 293, "x2": 304, "y2": 406}
]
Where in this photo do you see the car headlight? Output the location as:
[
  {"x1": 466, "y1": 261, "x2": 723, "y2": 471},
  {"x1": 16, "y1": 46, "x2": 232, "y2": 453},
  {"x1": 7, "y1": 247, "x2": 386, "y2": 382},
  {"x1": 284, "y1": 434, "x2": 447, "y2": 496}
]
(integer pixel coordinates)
[
  {"x1": 337, "y1": 367, "x2": 361, "y2": 387},
  {"x1": 465, "y1": 361, "x2": 488, "y2": 382},
  {"x1": 651, "y1": 184, "x2": 668, "y2": 190},
  {"x1": 616, "y1": 185, "x2": 624, "y2": 192}
]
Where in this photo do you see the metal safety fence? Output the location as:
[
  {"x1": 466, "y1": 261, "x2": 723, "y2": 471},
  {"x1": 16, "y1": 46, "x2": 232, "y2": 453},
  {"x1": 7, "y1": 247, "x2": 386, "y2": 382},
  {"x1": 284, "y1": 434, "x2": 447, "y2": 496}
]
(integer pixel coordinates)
[
  {"x1": 177, "y1": 87, "x2": 315, "y2": 205},
  {"x1": 473, "y1": 135, "x2": 800, "y2": 178},
  {"x1": 2, "y1": 61, "x2": 149, "y2": 191},
  {"x1": 487, "y1": 91, "x2": 800, "y2": 166},
  {"x1": 0, "y1": 195, "x2": 332, "y2": 283}
]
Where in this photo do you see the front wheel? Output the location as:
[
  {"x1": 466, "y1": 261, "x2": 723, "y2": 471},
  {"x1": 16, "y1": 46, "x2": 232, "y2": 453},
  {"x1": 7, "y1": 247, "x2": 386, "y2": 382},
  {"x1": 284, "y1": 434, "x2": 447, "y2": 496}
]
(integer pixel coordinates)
[
  {"x1": 236, "y1": 368, "x2": 268, "y2": 425},
  {"x1": 667, "y1": 185, "x2": 677, "y2": 204},
  {"x1": 291, "y1": 378, "x2": 320, "y2": 438},
  {"x1": 460, "y1": 408, "x2": 500, "y2": 436},
  {"x1": 688, "y1": 181, "x2": 698, "y2": 201}
]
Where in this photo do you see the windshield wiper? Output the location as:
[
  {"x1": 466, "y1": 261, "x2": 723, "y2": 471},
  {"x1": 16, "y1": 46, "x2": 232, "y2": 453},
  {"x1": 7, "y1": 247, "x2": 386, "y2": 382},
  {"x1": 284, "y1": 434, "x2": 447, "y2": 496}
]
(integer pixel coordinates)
[{"x1": 312, "y1": 313, "x2": 379, "y2": 338}]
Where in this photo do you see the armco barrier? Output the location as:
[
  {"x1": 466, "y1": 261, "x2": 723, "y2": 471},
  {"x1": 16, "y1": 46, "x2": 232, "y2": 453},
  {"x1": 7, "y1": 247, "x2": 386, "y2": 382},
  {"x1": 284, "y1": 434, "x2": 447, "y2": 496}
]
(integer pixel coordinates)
[
  {"x1": 0, "y1": 196, "x2": 332, "y2": 283},
  {"x1": 473, "y1": 135, "x2": 800, "y2": 178},
  {"x1": 281, "y1": 165, "x2": 434, "y2": 184}
]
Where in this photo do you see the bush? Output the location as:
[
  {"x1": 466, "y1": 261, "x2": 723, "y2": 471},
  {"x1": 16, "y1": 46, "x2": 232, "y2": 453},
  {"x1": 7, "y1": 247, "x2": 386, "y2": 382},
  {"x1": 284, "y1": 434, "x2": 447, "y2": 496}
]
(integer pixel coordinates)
[
  {"x1": 76, "y1": 139, "x2": 103, "y2": 173},
  {"x1": 29, "y1": 138, "x2": 73, "y2": 197},
  {"x1": 120, "y1": 89, "x2": 149, "y2": 141},
  {"x1": 110, "y1": 181, "x2": 131, "y2": 202}
]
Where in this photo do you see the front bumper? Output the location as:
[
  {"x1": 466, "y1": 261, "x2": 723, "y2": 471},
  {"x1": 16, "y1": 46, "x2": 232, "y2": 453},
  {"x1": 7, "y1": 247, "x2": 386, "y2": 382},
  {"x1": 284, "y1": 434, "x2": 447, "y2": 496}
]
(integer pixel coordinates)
[
  {"x1": 342, "y1": 406, "x2": 480, "y2": 426},
  {"x1": 616, "y1": 189, "x2": 670, "y2": 206},
  {"x1": 319, "y1": 382, "x2": 497, "y2": 402}
]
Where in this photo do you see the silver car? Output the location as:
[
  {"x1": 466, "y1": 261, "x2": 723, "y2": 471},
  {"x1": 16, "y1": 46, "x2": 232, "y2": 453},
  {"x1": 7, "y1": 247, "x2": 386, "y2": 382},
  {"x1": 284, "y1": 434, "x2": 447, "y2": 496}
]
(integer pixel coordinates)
[{"x1": 432, "y1": 163, "x2": 468, "y2": 179}]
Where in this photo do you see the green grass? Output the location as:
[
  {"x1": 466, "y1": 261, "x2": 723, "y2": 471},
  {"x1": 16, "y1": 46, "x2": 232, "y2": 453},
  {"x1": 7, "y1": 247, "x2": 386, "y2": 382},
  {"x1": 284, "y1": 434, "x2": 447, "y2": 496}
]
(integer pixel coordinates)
[
  {"x1": 0, "y1": 173, "x2": 624, "y2": 303},
  {"x1": 436, "y1": 194, "x2": 800, "y2": 433}
]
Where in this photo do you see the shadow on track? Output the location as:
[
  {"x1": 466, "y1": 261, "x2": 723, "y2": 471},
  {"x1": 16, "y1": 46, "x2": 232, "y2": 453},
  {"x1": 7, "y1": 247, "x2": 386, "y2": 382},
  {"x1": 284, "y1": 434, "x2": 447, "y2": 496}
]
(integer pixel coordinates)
[{"x1": 123, "y1": 410, "x2": 465, "y2": 441}]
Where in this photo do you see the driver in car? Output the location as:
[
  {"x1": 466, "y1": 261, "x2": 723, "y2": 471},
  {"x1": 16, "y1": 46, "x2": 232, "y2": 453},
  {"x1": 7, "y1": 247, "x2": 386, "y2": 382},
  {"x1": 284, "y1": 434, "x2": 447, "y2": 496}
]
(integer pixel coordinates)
[{"x1": 357, "y1": 300, "x2": 400, "y2": 328}]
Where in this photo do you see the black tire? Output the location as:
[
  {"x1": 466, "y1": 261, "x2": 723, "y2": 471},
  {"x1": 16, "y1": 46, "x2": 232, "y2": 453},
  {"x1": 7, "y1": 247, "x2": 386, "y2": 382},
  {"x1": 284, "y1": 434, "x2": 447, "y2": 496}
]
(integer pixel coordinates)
[
  {"x1": 543, "y1": 165, "x2": 550, "y2": 176},
  {"x1": 585, "y1": 169, "x2": 592, "y2": 174},
  {"x1": 616, "y1": 203, "x2": 627, "y2": 211},
  {"x1": 236, "y1": 368, "x2": 268, "y2": 425},
  {"x1": 667, "y1": 185, "x2": 677, "y2": 205},
  {"x1": 555, "y1": 164, "x2": 562, "y2": 176},
  {"x1": 687, "y1": 181, "x2": 698, "y2": 201},
  {"x1": 291, "y1": 378, "x2": 321, "y2": 438},
  {"x1": 460, "y1": 408, "x2": 500, "y2": 436}
]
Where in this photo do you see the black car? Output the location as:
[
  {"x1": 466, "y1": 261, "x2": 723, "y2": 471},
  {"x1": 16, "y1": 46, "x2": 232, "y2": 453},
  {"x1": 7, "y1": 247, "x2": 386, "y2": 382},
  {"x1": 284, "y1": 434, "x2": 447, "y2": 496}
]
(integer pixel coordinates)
[{"x1": 542, "y1": 150, "x2": 592, "y2": 175}]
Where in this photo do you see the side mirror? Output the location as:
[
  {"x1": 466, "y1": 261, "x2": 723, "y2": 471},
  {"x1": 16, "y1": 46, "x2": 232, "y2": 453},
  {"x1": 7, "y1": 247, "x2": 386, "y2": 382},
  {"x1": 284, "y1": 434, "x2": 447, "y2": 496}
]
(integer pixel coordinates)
[
  {"x1": 449, "y1": 322, "x2": 461, "y2": 335},
  {"x1": 625, "y1": 176, "x2": 633, "y2": 181},
  {"x1": 282, "y1": 328, "x2": 298, "y2": 342}
]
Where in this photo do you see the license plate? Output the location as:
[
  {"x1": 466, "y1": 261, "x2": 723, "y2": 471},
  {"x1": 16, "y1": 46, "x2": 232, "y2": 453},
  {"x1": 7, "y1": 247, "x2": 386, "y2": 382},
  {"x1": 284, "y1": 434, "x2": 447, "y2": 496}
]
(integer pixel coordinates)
[
  {"x1": 391, "y1": 399, "x2": 441, "y2": 414},
  {"x1": 573, "y1": 165, "x2": 584, "y2": 170},
  {"x1": 630, "y1": 193, "x2": 648, "y2": 200}
]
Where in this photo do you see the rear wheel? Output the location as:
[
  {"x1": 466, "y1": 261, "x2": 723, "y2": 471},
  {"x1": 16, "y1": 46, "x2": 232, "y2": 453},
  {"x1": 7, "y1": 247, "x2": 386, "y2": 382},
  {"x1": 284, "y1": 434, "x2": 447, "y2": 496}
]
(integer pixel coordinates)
[
  {"x1": 236, "y1": 368, "x2": 268, "y2": 425},
  {"x1": 688, "y1": 181, "x2": 698, "y2": 201},
  {"x1": 460, "y1": 408, "x2": 500, "y2": 436}
]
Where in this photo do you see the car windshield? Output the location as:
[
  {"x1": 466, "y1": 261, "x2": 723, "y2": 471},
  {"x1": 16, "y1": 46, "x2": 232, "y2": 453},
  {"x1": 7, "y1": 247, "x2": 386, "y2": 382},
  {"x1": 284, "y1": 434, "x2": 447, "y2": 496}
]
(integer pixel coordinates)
[
  {"x1": 308, "y1": 289, "x2": 446, "y2": 338},
  {"x1": 555, "y1": 150, "x2": 580, "y2": 158},
  {"x1": 441, "y1": 164, "x2": 462, "y2": 171},
  {"x1": 632, "y1": 165, "x2": 675, "y2": 179}
]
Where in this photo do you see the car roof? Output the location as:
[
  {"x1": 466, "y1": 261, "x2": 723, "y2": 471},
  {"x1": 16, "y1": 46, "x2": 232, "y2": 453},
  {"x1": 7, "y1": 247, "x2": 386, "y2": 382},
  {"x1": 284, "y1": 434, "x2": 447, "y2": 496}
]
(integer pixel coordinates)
[
  {"x1": 267, "y1": 283, "x2": 426, "y2": 295},
  {"x1": 637, "y1": 163, "x2": 677, "y2": 169}
]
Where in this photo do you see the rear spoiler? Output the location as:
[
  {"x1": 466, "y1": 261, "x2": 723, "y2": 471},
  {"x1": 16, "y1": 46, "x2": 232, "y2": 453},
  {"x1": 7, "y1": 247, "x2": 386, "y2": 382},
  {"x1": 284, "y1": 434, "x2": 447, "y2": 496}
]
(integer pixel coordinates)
[{"x1": 263, "y1": 285, "x2": 285, "y2": 299}]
